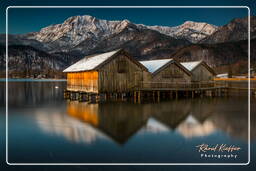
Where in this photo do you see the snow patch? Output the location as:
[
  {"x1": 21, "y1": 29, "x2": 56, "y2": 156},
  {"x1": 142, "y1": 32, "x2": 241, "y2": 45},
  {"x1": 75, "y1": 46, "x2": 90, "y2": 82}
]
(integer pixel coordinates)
[
  {"x1": 139, "y1": 59, "x2": 173, "y2": 73},
  {"x1": 63, "y1": 49, "x2": 121, "y2": 72},
  {"x1": 181, "y1": 61, "x2": 202, "y2": 71}
]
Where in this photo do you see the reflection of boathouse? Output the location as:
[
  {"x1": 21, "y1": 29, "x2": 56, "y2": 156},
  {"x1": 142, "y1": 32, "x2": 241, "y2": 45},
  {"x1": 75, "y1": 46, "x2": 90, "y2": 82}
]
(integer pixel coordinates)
[
  {"x1": 67, "y1": 101, "x2": 149, "y2": 144},
  {"x1": 148, "y1": 100, "x2": 191, "y2": 129},
  {"x1": 35, "y1": 98, "x2": 250, "y2": 144}
]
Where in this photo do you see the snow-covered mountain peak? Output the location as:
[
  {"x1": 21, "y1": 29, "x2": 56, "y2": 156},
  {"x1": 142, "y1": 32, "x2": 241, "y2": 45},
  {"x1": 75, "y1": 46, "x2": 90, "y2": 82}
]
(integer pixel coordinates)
[
  {"x1": 26, "y1": 15, "x2": 219, "y2": 49},
  {"x1": 179, "y1": 21, "x2": 218, "y2": 35},
  {"x1": 144, "y1": 21, "x2": 218, "y2": 43},
  {"x1": 64, "y1": 15, "x2": 95, "y2": 24}
]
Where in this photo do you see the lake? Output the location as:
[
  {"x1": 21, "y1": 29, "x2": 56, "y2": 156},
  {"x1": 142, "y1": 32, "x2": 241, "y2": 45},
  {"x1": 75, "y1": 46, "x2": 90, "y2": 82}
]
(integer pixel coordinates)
[{"x1": 0, "y1": 80, "x2": 253, "y2": 164}]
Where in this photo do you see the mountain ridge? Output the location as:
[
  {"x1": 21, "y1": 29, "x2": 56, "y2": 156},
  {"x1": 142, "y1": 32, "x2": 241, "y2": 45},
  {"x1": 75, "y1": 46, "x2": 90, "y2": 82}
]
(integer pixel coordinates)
[
  {"x1": 26, "y1": 15, "x2": 218, "y2": 45},
  {"x1": 200, "y1": 16, "x2": 256, "y2": 43},
  {"x1": 0, "y1": 15, "x2": 254, "y2": 78}
]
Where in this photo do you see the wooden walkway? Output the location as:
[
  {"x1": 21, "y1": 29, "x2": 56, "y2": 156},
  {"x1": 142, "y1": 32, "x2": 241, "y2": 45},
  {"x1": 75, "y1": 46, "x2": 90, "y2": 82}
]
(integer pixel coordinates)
[
  {"x1": 64, "y1": 81, "x2": 231, "y2": 103},
  {"x1": 133, "y1": 81, "x2": 227, "y2": 91}
]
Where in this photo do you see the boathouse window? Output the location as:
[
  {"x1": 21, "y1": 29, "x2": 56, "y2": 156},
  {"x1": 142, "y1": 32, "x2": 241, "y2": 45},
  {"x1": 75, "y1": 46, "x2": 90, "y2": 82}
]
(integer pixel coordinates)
[{"x1": 117, "y1": 60, "x2": 127, "y2": 73}]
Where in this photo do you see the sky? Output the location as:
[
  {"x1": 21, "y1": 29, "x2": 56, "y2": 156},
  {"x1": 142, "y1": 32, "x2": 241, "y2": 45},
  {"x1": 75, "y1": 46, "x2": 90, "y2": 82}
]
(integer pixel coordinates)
[
  {"x1": 6, "y1": 7, "x2": 249, "y2": 34},
  {"x1": 0, "y1": 0, "x2": 255, "y2": 34}
]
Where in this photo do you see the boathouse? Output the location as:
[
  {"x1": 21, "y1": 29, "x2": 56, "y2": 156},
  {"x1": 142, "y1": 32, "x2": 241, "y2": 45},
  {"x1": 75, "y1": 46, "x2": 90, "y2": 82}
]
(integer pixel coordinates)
[
  {"x1": 63, "y1": 49, "x2": 148, "y2": 93},
  {"x1": 181, "y1": 61, "x2": 216, "y2": 82},
  {"x1": 139, "y1": 59, "x2": 192, "y2": 88}
]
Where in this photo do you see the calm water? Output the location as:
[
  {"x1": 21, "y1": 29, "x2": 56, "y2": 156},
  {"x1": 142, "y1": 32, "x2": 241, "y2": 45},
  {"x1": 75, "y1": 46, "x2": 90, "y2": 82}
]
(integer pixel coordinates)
[{"x1": 0, "y1": 80, "x2": 254, "y2": 164}]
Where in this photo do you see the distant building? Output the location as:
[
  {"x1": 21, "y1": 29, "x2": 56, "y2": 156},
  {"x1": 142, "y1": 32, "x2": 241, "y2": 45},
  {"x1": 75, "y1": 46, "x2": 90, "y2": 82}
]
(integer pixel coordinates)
[
  {"x1": 216, "y1": 73, "x2": 228, "y2": 78},
  {"x1": 139, "y1": 59, "x2": 191, "y2": 87},
  {"x1": 63, "y1": 49, "x2": 148, "y2": 93},
  {"x1": 181, "y1": 61, "x2": 216, "y2": 82}
]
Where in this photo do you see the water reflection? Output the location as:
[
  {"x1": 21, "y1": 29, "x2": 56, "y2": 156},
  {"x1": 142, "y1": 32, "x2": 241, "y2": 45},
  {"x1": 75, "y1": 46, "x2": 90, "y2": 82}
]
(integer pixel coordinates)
[
  {"x1": 5, "y1": 81, "x2": 253, "y2": 163},
  {"x1": 2, "y1": 81, "x2": 250, "y2": 145},
  {"x1": 176, "y1": 115, "x2": 216, "y2": 138},
  {"x1": 66, "y1": 102, "x2": 150, "y2": 144},
  {"x1": 149, "y1": 100, "x2": 191, "y2": 129},
  {"x1": 35, "y1": 109, "x2": 109, "y2": 144},
  {"x1": 34, "y1": 98, "x2": 250, "y2": 145},
  {"x1": 0, "y1": 80, "x2": 66, "y2": 107}
]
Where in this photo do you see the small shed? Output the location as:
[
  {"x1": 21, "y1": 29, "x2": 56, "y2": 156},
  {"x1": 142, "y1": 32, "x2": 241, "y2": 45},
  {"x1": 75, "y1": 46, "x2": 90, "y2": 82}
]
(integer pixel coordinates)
[
  {"x1": 63, "y1": 49, "x2": 148, "y2": 93},
  {"x1": 181, "y1": 61, "x2": 216, "y2": 82},
  {"x1": 139, "y1": 59, "x2": 192, "y2": 85}
]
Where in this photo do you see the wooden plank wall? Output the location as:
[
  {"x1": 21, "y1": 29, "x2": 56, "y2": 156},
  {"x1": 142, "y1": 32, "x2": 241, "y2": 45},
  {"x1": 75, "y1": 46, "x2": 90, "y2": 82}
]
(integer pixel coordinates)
[
  {"x1": 191, "y1": 65, "x2": 214, "y2": 82},
  {"x1": 98, "y1": 54, "x2": 147, "y2": 92},
  {"x1": 140, "y1": 63, "x2": 191, "y2": 89},
  {"x1": 152, "y1": 63, "x2": 191, "y2": 82},
  {"x1": 67, "y1": 71, "x2": 99, "y2": 93}
]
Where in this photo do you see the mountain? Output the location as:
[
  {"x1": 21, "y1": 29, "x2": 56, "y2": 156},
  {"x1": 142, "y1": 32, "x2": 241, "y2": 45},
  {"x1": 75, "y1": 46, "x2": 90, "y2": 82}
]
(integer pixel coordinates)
[
  {"x1": 173, "y1": 38, "x2": 255, "y2": 74},
  {"x1": 145, "y1": 21, "x2": 218, "y2": 43},
  {"x1": 23, "y1": 15, "x2": 217, "y2": 49},
  {"x1": 201, "y1": 16, "x2": 256, "y2": 44},
  {"x1": 20, "y1": 15, "x2": 199, "y2": 56},
  {"x1": 0, "y1": 45, "x2": 69, "y2": 78},
  {"x1": 2, "y1": 15, "x2": 218, "y2": 55},
  {"x1": 24, "y1": 16, "x2": 138, "y2": 53},
  {"x1": 0, "y1": 15, "x2": 254, "y2": 78},
  {"x1": 0, "y1": 34, "x2": 51, "y2": 52},
  {"x1": 3, "y1": 15, "x2": 192, "y2": 59},
  {"x1": 80, "y1": 26, "x2": 190, "y2": 60}
]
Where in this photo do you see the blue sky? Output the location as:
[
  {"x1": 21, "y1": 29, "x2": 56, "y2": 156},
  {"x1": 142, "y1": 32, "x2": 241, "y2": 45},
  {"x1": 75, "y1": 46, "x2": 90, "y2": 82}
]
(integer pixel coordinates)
[{"x1": 0, "y1": 0, "x2": 255, "y2": 34}]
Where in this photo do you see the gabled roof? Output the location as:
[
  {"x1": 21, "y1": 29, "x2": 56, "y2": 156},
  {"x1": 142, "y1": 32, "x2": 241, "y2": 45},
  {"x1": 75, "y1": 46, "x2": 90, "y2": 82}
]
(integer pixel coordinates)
[
  {"x1": 63, "y1": 49, "x2": 121, "y2": 72},
  {"x1": 181, "y1": 60, "x2": 216, "y2": 75},
  {"x1": 63, "y1": 49, "x2": 147, "y2": 73},
  {"x1": 180, "y1": 61, "x2": 202, "y2": 71},
  {"x1": 139, "y1": 59, "x2": 173, "y2": 73},
  {"x1": 139, "y1": 59, "x2": 191, "y2": 76}
]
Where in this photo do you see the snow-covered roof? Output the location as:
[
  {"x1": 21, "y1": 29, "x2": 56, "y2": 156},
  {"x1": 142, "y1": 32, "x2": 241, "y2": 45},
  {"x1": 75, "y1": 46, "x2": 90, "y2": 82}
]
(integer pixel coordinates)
[
  {"x1": 63, "y1": 49, "x2": 121, "y2": 72},
  {"x1": 180, "y1": 61, "x2": 202, "y2": 71},
  {"x1": 139, "y1": 59, "x2": 173, "y2": 73}
]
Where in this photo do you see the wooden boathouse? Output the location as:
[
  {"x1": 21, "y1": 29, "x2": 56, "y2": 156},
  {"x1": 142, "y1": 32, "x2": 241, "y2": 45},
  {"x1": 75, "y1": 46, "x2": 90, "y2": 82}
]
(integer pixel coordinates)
[
  {"x1": 181, "y1": 60, "x2": 216, "y2": 82},
  {"x1": 63, "y1": 49, "x2": 149, "y2": 100},
  {"x1": 139, "y1": 59, "x2": 192, "y2": 88},
  {"x1": 63, "y1": 50, "x2": 227, "y2": 102}
]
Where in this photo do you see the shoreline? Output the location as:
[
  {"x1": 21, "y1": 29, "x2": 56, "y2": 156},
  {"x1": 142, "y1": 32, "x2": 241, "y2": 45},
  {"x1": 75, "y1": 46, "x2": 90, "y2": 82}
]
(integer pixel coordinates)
[
  {"x1": 0, "y1": 78, "x2": 67, "y2": 82},
  {"x1": 214, "y1": 78, "x2": 256, "y2": 81}
]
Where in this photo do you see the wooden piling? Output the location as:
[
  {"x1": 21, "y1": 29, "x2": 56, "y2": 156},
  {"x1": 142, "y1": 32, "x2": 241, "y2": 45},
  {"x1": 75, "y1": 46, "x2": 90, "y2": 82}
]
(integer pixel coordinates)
[
  {"x1": 186, "y1": 91, "x2": 189, "y2": 97},
  {"x1": 134, "y1": 91, "x2": 137, "y2": 103},
  {"x1": 170, "y1": 91, "x2": 173, "y2": 99},
  {"x1": 64, "y1": 82, "x2": 228, "y2": 103},
  {"x1": 64, "y1": 90, "x2": 70, "y2": 99},
  {"x1": 70, "y1": 92, "x2": 76, "y2": 101},
  {"x1": 96, "y1": 94, "x2": 100, "y2": 102},
  {"x1": 157, "y1": 91, "x2": 160, "y2": 102},
  {"x1": 138, "y1": 91, "x2": 141, "y2": 103}
]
